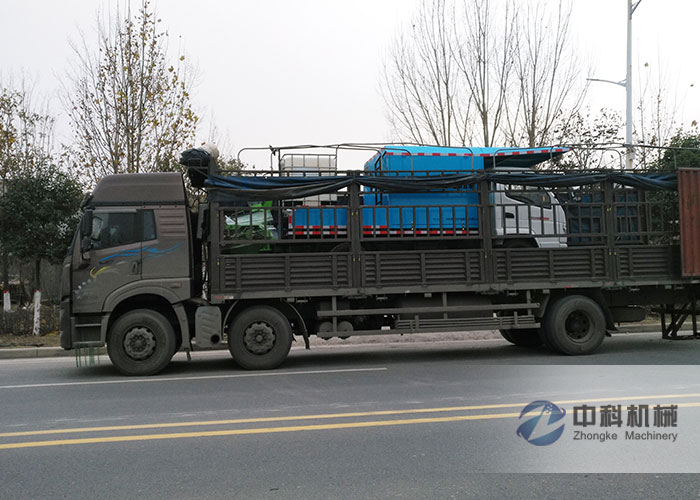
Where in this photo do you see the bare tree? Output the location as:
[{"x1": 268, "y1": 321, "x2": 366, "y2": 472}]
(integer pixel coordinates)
[
  {"x1": 552, "y1": 108, "x2": 624, "y2": 170},
  {"x1": 381, "y1": 0, "x2": 464, "y2": 146},
  {"x1": 0, "y1": 82, "x2": 54, "y2": 177},
  {"x1": 382, "y1": 0, "x2": 588, "y2": 148},
  {"x1": 634, "y1": 60, "x2": 681, "y2": 169},
  {"x1": 64, "y1": 0, "x2": 197, "y2": 184},
  {"x1": 505, "y1": 0, "x2": 589, "y2": 147},
  {"x1": 452, "y1": 0, "x2": 516, "y2": 147}
]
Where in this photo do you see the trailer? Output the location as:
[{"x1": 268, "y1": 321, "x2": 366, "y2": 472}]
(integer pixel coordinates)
[{"x1": 59, "y1": 144, "x2": 700, "y2": 375}]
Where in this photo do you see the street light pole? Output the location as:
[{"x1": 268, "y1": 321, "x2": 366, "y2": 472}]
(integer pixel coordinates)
[
  {"x1": 626, "y1": 0, "x2": 642, "y2": 169},
  {"x1": 588, "y1": 0, "x2": 641, "y2": 169}
]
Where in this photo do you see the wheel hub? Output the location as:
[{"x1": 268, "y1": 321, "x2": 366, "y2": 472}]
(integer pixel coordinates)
[
  {"x1": 123, "y1": 327, "x2": 156, "y2": 361},
  {"x1": 243, "y1": 322, "x2": 276, "y2": 355},
  {"x1": 565, "y1": 312, "x2": 591, "y2": 340}
]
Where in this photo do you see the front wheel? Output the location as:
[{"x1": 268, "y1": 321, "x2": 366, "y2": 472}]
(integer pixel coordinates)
[
  {"x1": 543, "y1": 295, "x2": 606, "y2": 355},
  {"x1": 228, "y1": 306, "x2": 293, "y2": 370},
  {"x1": 107, "y1": 309, "x2": 177, "y2": 376}
]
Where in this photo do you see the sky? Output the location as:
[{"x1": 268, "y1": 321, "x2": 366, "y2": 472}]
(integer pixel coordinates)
[{"x1": 1, "y1": 0, "x2": 698, "y2": 169}]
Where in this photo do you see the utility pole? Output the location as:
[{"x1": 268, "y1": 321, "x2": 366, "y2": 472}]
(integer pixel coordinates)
[
  {"x1": 626, "y1": 0, "x2": 642, "y2": 169},
  {"x1": 588, "y1": 0, "x2": 641, "y2": 169}
]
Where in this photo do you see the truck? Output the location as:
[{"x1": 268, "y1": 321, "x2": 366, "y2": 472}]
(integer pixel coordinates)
[
  {"x1": 59, "y1": 143, "x2": 700, "y2": 376},
  {"x1": 282, "y1": 145, "x2": 567, "y2": 249}
]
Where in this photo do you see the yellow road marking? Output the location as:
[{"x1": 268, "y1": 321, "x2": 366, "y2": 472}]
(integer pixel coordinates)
[
  {"x1": 4, "y1": 402, "x2": 700, "y2": 450},
  {"x1": 1, "y1": 397, "x2": 699, "y2": 449},
  {"x1": 0, "y1": 403, "x2": 524, "y2": 438},
  {"x1": 0, "y1": 412, "x2": 521, "y2": 450},
  {"x1": 3, "y1": 392, "x2": 700, "y2": 438}
]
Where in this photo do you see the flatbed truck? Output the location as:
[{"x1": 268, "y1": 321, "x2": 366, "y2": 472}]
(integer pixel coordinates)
[{"x1": 59, "y1": 144, "x2": 700, "y2": 375}]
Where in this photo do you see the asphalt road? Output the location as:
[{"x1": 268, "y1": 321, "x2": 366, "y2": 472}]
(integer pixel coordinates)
[{"x1": 1, "y1": 333, "x2": 699, "y2": 499}]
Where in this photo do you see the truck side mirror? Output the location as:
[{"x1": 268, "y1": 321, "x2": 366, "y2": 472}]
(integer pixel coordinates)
[{"x1": 80, "y1": 210, "x2": 94, "y2": 253}]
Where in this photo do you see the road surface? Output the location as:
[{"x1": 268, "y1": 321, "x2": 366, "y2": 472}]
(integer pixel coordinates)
[{"x1": 1, "y1": 333, "x2": 699, "y2": 499}]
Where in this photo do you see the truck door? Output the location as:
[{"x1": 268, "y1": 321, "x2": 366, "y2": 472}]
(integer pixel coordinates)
[
  {"x1": 71, "y1": 209, "x2": 143, "y2": 314},
  {"x1": 139, "y1": 206, "x2": 191, "y2": 283}
]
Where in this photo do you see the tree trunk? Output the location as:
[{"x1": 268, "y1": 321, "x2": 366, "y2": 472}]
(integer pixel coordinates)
[
  {"x1": 34, "y1": 258, "x2": 41, "y2": 293},
  {"x1": 1, "y1": 252, "x2": 8, "y2": 291}
]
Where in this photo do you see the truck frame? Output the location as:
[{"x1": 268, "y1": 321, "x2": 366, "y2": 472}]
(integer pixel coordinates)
[{"x1": 60, "y1": 144, "x2": 700, "y2": 375}]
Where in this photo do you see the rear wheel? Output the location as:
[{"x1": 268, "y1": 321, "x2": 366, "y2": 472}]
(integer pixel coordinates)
[
  {"x1": 499, "y1": 328, "x2": 542, "y2": 347},
  {"x1": 107, "y1": 309, "x2": 176, "y2": 376},
  {"x1": 228, "y1": 306, "x2": 293, "y2": 370},
  {"x1": 543, "y1": 295, "x2": 606, "y2": 355}
]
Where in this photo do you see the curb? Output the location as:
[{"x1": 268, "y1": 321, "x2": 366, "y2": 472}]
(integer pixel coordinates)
[
  {"x1": 0, "y1": 346, "x2": 106, "y2": 360},
  {"x1": 613, "y1": 323, "x2": 663, "y2": 334}
]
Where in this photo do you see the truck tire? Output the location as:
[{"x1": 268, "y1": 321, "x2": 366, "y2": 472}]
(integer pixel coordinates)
[
  {"x1": 107, "y1": 309, "x2": 177, "y2": 376},
  {"x1": 499, "y1": 329, "x2": 514, "y2": 343},
  {"x1": 228, "y1": 306, "x2": 293, "y2": 370},
  {"x1": 537, "y1": 327, "x2": 556, "y2": 350},
  {"x1": 499, "y1": 328, "x2": 542, "y2": 347},
  {"x1": 543, "y1": 295, "x2": 606, "y2": 355}
]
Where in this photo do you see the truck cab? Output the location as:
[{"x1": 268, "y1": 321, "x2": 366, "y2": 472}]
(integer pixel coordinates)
[
  {"x1": 60, "y1": 172, "x2": 195, "y2": 374},
  {"x1": 492, "y1": 183, "x2": 567, "y2": 248}
]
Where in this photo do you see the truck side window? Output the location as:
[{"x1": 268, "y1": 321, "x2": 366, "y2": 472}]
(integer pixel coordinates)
[
  {"x1": 90, "y1": 212, "x2": 140, "y2": 250},
  {"x1": 505, "y1": 187, "x2": 552, "y2": 209},
  {"x1": 143, "y1": 210, "x2": 156, "y2": 241}
]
